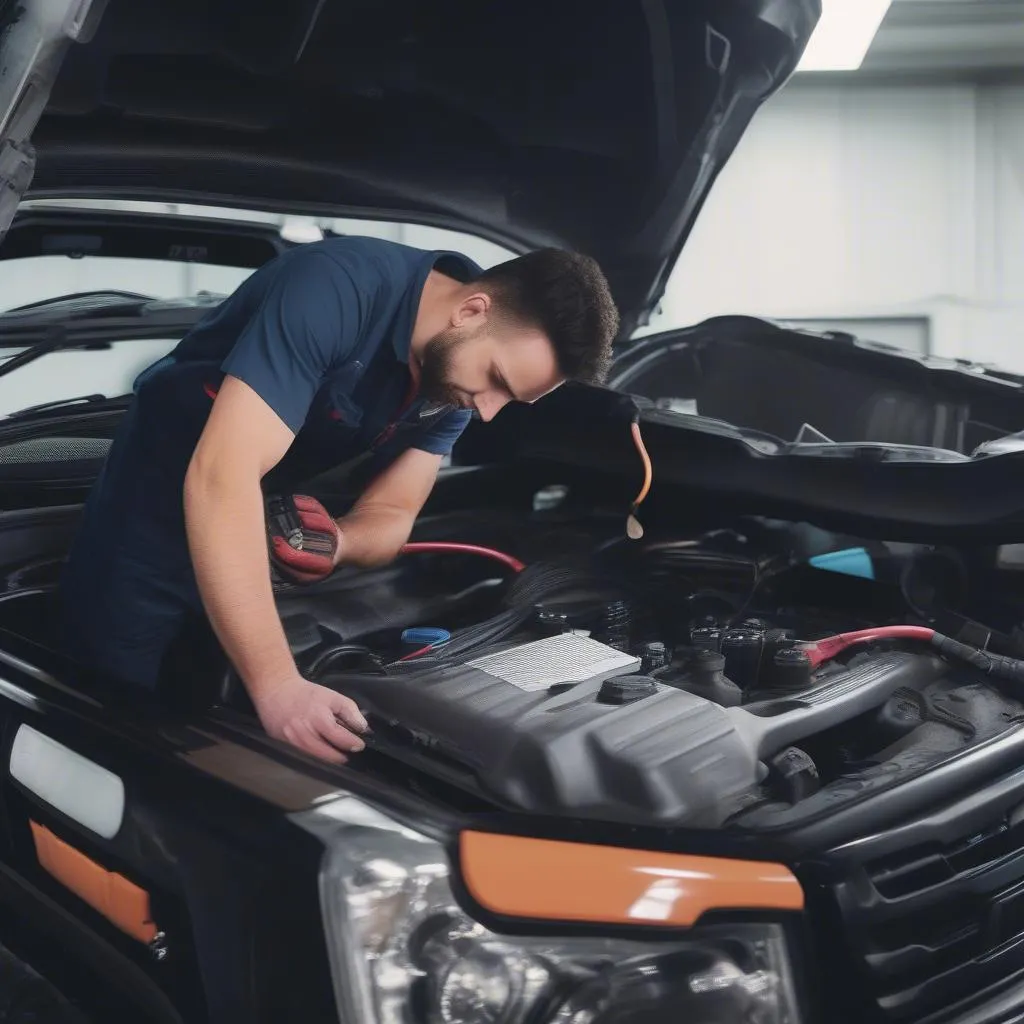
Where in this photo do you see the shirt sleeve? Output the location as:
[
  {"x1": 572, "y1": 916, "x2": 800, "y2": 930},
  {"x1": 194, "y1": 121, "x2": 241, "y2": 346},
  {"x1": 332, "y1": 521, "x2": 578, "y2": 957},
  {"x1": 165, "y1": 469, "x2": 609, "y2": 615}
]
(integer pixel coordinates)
[
  {"x1": 220, "y1": 249, "x2": 363, "y2": 433},
  {"x1": 412, "y1": 409, "x2": 473, "y2": 456}
]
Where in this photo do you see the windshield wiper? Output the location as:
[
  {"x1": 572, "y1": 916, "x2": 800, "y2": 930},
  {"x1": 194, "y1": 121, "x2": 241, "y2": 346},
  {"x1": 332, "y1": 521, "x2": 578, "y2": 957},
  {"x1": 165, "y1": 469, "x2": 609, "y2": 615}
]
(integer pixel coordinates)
[
  {"x1": 0, "y1": 290, "x2": 225, "y2": 327},
  {"x1": 3, "y1": 290, "x2": 155, "y2": 316},
  {"x1": 0, "y1": 304, "x2": 215, "y2": 415},
  {"x1": 6, "y1": 394, "x2": 109, "y2": 419},
  {"x1": 0, "y1": 328, "x2": 75, "y2": 378}
]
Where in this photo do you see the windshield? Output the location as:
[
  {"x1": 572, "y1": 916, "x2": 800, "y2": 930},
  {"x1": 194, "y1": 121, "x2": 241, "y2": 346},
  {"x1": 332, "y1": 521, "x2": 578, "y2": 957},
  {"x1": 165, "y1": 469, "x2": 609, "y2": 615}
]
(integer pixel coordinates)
[
  {"x1": 0, "y1": 202, "x2": 261, "y2": 314},
  {"x1": 7, "y1": 199, "x2": 515, "y2": 310},
  {"x1": 0, "y1": 200, "x2": 516, "y2": 417}
]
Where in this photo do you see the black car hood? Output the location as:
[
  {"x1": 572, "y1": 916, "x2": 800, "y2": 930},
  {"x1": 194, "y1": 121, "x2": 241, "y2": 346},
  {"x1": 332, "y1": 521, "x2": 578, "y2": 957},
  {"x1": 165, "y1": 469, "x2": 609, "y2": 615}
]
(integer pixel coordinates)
[{"x1": 6, "y1": 0, "x2": 819, "y2": 335}]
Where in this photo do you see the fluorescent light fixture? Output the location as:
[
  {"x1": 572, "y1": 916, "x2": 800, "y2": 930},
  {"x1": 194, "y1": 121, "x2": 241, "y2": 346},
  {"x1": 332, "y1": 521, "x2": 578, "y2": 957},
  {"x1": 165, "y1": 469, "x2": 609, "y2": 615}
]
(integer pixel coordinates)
[
  {"x1": 796, "y1": 0, "x2": 892, "y2": 72},
  {"x1": 280, "y1": 218, "x2": 324, "y2": 244}
]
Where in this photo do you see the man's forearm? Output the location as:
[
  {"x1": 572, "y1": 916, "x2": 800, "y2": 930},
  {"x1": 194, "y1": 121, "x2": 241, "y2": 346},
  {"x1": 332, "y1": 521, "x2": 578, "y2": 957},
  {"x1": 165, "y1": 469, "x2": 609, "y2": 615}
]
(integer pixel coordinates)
[
  {"x1": 334, "y1": 504, "x2": 415, "y2": 568},
  {"x1": 183, "y1": 460, "x2": 295, "y2": 701}
]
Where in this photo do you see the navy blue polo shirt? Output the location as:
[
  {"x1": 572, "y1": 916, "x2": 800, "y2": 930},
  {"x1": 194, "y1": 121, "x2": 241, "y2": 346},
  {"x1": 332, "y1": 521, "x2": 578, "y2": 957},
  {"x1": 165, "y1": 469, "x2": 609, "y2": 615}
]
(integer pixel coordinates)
[
  {"x1": 141, "y1": 235, "x2": 477, "y2": 469},
  {"x1": 59, "y1": 236, "x2": 479, "y2": 689}
]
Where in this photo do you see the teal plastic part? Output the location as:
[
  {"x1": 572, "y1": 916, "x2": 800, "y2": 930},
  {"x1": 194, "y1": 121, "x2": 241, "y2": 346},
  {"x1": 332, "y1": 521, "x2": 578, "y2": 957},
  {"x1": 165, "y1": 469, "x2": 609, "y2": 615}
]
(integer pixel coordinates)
[{"x1": 808, "y1": 547, "x2": 876, "y2": 580}]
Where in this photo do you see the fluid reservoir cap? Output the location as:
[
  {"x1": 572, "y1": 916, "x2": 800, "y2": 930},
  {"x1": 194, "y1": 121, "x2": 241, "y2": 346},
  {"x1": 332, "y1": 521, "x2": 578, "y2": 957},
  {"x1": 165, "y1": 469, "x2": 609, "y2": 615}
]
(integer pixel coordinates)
[
  {"x1": 598, "y1": 674, "x2": 658, "y2": 705},
  {"x1": 769, "y1": 647, "x2": 813, "y2": 693}
]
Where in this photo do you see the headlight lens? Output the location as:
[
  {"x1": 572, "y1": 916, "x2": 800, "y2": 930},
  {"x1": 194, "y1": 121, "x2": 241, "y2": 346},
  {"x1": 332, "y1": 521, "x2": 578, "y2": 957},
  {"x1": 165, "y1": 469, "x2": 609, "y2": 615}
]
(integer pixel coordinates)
[{"x1": 311, "y1": 797, "x2": 801, "y2": 1024}]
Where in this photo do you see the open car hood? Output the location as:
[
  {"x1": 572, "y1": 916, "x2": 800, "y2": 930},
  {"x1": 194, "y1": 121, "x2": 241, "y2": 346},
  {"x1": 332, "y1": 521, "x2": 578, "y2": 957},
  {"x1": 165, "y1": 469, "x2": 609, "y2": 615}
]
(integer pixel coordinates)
[{"x1": 0, "y1": 0, "x2": 819, "y2": 334}]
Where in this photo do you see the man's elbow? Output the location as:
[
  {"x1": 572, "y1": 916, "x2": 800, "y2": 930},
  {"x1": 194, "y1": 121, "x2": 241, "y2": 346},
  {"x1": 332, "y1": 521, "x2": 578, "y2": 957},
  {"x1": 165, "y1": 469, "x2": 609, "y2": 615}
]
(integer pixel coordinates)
[
  {"x1": 340, "y1": 505, "x2": 416, "y2": 568},
  {"x1": 348, "y1": 534, "x2": 410, "y2": 569},
  {"x1": 348, "y1": 549, "x2": 400, "y2": 570},
  {"x1": 183, "y1": 449, "x2": 253, "y2": 514},
  {"x1": 184, "y1": 450, "x2": 219, "y2": 509}
]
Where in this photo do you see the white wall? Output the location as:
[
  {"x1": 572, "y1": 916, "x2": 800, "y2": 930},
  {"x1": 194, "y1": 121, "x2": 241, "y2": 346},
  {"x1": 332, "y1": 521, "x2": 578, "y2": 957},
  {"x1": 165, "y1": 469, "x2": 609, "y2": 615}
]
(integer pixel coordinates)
[{"x1": 641, "y1": 80, "x2": 1024, "y2": 371}]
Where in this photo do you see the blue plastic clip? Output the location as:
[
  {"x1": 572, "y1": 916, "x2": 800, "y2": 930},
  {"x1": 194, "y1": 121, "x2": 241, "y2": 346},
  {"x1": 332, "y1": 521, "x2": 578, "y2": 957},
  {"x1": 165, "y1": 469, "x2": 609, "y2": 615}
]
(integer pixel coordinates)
[{"x1": 401, "y1": 627, "x2": 451, "y2": 647}]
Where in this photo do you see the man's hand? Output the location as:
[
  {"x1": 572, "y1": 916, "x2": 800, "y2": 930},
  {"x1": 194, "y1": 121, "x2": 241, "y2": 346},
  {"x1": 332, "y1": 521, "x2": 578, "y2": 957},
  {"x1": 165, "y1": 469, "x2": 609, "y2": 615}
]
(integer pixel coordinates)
[
  {"x1": 266, "y1": 494, "x2": 342, "y2": 584},
  {"x1": 254, "y1": 676, "x2": 368, "y2": 764}
]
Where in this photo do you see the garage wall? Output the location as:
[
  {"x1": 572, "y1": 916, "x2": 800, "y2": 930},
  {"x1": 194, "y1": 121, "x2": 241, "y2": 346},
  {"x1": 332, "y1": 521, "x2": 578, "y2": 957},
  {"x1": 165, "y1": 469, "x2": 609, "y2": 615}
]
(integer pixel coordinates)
[{"x1": 642, "y1": 80, "x2": 1024, "y2": 371}]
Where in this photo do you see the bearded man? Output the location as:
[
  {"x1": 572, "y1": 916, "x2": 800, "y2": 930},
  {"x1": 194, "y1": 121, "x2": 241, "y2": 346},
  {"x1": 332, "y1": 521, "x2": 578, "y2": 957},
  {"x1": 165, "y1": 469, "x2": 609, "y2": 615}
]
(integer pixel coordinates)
[{"x1": 59, "y1": 235, "x2": 619, "y2": 761}]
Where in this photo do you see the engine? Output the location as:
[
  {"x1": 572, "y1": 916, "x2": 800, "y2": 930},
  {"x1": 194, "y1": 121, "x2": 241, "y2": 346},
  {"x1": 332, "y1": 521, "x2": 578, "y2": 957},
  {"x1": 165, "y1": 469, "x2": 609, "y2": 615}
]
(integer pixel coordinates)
[{"x1": 273, "y1": 516, "x2": 1024, "y2": 829}]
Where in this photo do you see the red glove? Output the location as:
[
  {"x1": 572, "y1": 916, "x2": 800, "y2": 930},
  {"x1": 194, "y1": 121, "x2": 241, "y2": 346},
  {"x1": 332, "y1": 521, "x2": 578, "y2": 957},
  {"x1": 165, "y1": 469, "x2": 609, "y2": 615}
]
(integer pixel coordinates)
[{"x1": 265, "y1": 494, "x2": 341, "y2": 585}]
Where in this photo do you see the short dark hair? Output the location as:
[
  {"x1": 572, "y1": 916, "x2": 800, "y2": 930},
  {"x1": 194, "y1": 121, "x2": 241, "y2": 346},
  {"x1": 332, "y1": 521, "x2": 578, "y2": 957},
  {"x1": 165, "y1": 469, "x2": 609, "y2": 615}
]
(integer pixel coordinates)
[{"x1": 474, "y1": 248, "x2": 619, "y2": 385}]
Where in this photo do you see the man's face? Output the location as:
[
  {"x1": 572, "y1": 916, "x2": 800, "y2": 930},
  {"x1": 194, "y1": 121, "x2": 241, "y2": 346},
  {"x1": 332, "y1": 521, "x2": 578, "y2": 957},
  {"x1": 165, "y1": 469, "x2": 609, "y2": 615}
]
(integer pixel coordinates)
[{"x1": 418, "y1": 317, "x2": 564, "y2": 422}]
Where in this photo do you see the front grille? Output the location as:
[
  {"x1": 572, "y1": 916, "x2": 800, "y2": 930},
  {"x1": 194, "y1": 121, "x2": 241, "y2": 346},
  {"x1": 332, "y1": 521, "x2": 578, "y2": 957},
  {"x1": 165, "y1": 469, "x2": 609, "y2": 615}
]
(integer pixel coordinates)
[{"x1": 832, "y1": 811, "x2": 1024, "y2": 1020}]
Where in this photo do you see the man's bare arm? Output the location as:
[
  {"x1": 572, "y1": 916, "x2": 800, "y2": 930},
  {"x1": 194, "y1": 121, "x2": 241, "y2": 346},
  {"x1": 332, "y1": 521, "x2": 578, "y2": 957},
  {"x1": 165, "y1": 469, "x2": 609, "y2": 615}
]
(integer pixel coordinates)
[
  {"x1": 184, "y1": 376, "x2": 292, "y2": 691},
  {"x1": 333, "y1": 447, "x2": 445, "y2": 568},
  {"x1": 183, "y1": 374, "x2": 366, "y2": 761}
]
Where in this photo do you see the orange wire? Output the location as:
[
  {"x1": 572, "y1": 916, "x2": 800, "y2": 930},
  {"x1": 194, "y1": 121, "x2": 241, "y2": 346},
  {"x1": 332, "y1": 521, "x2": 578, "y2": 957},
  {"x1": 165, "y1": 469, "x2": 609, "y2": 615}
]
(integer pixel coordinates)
[{"x1": 630, "y1": 420, "x2": 653, "y2": 506}]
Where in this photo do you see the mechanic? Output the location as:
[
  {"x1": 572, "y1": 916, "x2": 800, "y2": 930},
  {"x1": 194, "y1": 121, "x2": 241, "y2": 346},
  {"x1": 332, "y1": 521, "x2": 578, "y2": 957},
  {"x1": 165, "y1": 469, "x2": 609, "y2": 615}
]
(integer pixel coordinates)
[{"x1": 58, "y1": 235, "x2": 619, "y2": 763}]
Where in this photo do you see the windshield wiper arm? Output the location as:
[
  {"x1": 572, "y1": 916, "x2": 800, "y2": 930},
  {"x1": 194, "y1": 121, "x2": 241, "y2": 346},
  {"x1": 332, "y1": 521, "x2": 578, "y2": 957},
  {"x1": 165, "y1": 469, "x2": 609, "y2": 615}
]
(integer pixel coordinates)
[
  {"x1": 7, "y1": 394, "x2": 108, "y2": 419},
  {"x1": 0, "y1": 306, "x2": 212, "y2": 387},
  {"x1": 0, "y1": 292, "x2": 155, "y2": 320},
  {"x1": 0, "y1": 327, "x2": 94, "y2": 381}
]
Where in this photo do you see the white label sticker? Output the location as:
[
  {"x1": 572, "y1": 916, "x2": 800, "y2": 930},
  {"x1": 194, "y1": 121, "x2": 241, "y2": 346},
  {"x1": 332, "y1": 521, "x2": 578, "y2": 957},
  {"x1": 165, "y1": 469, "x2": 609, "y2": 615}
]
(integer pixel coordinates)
[{"x1": 466, "y1": 633, "x2": 638, "y2": 691}]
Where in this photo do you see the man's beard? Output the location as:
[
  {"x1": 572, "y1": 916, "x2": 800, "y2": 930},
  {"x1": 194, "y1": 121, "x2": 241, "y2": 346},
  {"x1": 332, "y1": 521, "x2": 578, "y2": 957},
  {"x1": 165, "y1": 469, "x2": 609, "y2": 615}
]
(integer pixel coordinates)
[{"x1": 418, "y1": 327, "x2": 466, "y2": 405}]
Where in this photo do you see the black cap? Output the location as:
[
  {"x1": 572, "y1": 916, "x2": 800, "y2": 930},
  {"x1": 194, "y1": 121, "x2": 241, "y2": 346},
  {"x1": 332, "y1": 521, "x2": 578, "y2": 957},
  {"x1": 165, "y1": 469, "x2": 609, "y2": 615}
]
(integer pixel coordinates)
[
  {"x1": 767, "y1": 647, "x2": 813, "y2": 694},
  {"x1": 640, "y1": 641, "x2": 668, "y2": 673},
  {"x1": 598, "y1": 674, "x2": 658, "y2": 705}
]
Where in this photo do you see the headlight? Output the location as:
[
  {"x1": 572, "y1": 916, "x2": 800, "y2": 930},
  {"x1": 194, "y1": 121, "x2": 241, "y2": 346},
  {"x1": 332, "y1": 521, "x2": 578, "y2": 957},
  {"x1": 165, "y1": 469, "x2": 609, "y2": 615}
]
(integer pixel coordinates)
[{"x1": 304, "y1": 797, "x2": 802, "y2": 1024}]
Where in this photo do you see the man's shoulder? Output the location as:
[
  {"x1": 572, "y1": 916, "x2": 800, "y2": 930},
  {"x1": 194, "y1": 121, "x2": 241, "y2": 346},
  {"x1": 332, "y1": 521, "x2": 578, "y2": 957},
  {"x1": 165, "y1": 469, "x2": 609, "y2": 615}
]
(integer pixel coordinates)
[
  {"x1": 304, "y1": 235, "x2": 428, "y2": 274},
  {"x1": 312, "y1": 234, "x2": 419, "y2": 257},
  {"x1": 301, "y1": 235, "x2": 481, "y2": 285},
  {"x1": 239, "y1": 237, "x2": 416, "y2": 317}
]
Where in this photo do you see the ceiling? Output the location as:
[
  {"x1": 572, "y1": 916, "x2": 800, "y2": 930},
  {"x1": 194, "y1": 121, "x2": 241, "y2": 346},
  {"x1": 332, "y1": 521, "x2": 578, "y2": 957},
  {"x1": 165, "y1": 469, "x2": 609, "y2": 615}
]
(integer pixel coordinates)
[{"x1": 810, "y1": 0, "x2": 1024, "y2": 79}]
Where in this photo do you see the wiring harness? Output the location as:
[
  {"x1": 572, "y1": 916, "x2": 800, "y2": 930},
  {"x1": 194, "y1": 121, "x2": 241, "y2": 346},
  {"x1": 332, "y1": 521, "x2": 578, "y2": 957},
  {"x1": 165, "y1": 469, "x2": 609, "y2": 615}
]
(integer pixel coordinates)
[
  {"x1": 395, "y1": 560, "x2": 606, "y2": 664},
  {"x1": 800, "y1": 624, "x2": 1024, "y2": 685},
  {"x1": 399, "y1": 541, "x2": 525, "y2": 574}
]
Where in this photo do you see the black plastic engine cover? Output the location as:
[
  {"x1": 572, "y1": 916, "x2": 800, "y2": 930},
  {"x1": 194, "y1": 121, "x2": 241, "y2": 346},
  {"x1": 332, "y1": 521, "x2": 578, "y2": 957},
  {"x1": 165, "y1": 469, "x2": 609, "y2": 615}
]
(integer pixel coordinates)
[
  {"x1": 335, "y1": 632, "x2": 761, "y2": 825},
  {"x1": 332, "y1": 633, "x2": 951, "y2": 827}
]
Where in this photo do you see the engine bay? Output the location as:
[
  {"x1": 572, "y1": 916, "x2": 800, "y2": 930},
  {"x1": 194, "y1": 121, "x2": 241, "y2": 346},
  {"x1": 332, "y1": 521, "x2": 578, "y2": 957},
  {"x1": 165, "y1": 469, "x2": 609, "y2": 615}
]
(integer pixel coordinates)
[
  {"x1": 271, "y1": 494, "x2": 1024, "y2": 831},
  {"x1": 2, "y1": 468, "x2": 1022, "y2": 832}
]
